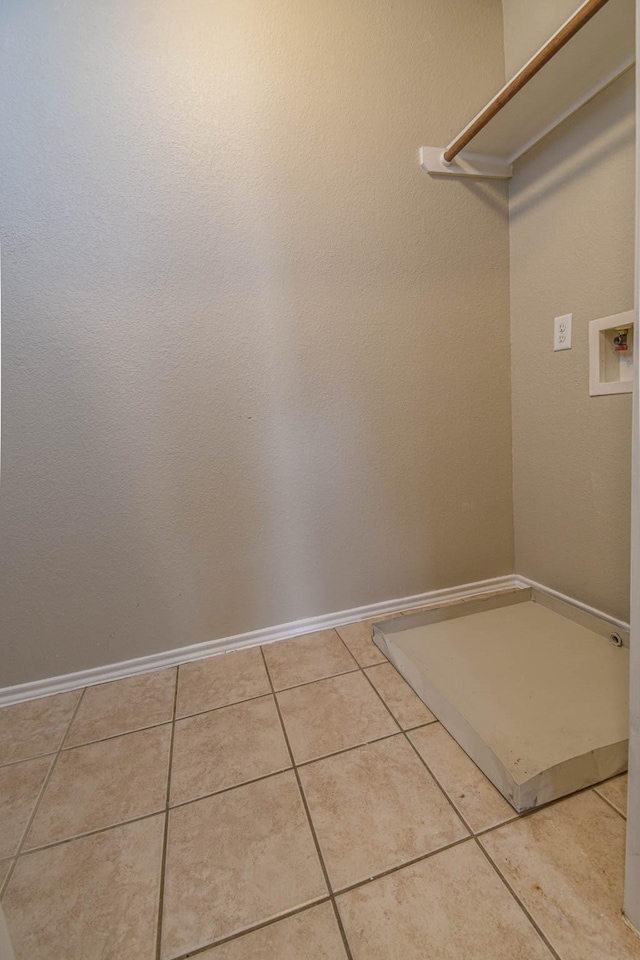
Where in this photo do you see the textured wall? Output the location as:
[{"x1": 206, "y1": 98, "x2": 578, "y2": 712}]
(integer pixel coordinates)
[
  {"x1": 505, "y1": 0, "x2": 635, "y2": 621},
  {"x1": 0, "y1": 0, "x2": 512, "y2": 685},
  {"x1": 502, "y1": 0, "x2": 583, "y2": 76}
]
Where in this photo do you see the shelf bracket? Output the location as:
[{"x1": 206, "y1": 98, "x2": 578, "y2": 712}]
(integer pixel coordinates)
[{"x1": 419, "y1": 147, "x2": 513, "y2": 180}]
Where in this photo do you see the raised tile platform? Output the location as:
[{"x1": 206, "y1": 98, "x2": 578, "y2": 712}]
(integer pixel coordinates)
[{"x1": 372, "y1": 590, "x2": 629, "y2": 812}]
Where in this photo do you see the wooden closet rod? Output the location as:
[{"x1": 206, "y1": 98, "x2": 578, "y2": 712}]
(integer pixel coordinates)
[{"x1": 443, "y1": 0, "x2": 612, "y2": 163}]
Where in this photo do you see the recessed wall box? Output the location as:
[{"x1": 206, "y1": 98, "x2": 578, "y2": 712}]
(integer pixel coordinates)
[{"x1": 589, "y1": 310, "x2": 635, "y2": 396}]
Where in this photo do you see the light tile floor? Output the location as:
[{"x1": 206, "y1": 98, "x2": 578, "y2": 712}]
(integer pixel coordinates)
[{"x1": 0, "y1": 619, "x2": 637, "y2": 960}]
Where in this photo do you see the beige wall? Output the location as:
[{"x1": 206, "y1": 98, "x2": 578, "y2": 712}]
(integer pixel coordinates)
[
  {"x1": 0, "y1": 0, "x2": 513, "y2": 685},
  {"x1": 502, "y1": 0, "x2": 584, "y2": 76},
  {"x1": 505, "y1": 1, "x2": 635, "y2": 621}
]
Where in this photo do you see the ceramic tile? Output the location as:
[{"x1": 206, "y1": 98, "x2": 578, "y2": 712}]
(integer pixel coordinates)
[
  {"x1": 595, "y1": 773, "x2": 628, "y2": 817},
  {"x1": 480, "y1": 791, "x2": 640, "y2": 960},
  {"x1": 65, "y1": 669, "x2": 176, "y2": 746},
  {"x1": 170, "y1": 695, "x2": 290, "y2": 805},
  {"x1": 161, "y1": 770, "x2": 326, "y2": 958},
  {"x1": 337, "y1": 840, "x2": 553, "y2": 960},
  {"x1": 0, "y1": 691, "x2": 81, "y2": 765},
  {"x1": 335, "y1": 621, "x2": 387, "y2": 667},
  {"x1": 0, "y1": 756, "x2": 53, "y2": 859},
  {"x1": 26, "y1": 725, "x2": 171, "y2": 848},
  {"x1": 3, "y1": 815, "x2": 164, "y2": 960},
  {"x1": 409, "y1": 724, "x2": 514, "y2": 832},
  {"x1": 364, "y1": 663, "x2": 436, "y2": 729},
  {"x1": 300, "y1": 735, "x2": 467, "y2": 890},
  {"x1": 176, "y1": 647, "x2": 270, "y2": 718},
  {"x1": 198, "y1": 903, "x2": 347, "y2": 959},
  {"x1": 262, "y1": 630, "x2": 356, "y2": 690},
  {"x1": 277, "y1": 672, "x2": 398, "y2": 764}
]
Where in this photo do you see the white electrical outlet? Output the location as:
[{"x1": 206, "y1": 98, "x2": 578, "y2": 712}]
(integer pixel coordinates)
[{"x1": 554, "y1": 314, "x2": 572, "y2": 351}]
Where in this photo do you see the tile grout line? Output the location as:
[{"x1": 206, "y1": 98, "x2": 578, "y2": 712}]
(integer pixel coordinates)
[
  {"x1": 473, "y1": 780, "x2": 617, "y2": 841},
  {"x1": 0, "y1": 749, "x2": 59, "y2": 771},
  {"x1": 4, "y1": 726, "x2": 444, "y2": 861},
  {"x1": 60, "y1": 689, "x2": 88, "y2": 751},
  {"x1": 155, "y1": 666, "x2": 179, "y2": 960},
  {"x1": 167, "y1": 897, "x2": 334, "y2": 960},
  {"x1": 295, "y1": 729, "x2": 402, "y2": 768},
  {"x1": 168, "y1": 763, "x2": 291, "y2": 808},
  {"x1": 398, "y1": 725, "x2": 521, "y2": 836},
  {"x1": 1, "y1": 687, "x2": 87, "y2": 898},
  {"x1": 60, "y1": 718, "x2": 174, "y2": 753},
  {"x1": 15, "y1": 809, "x2": 174, "y2": 857},
  {"x1": 0, "y1": 665, "x2": 372, "y2": 770},
  {"x1": 260, "y1": 667, "x2": 360, "y2": 693},
  {"x1": 401, "y1": 733, "x2": 474, "y2": 832},
  {"x1": 592, "y1": 785, "x2": 627, "y2": 821},
  {"x1": 472, "y1": 810, "x2": 521, "y2": 835},
  {"x1": 0, "y1": 692, "x2": 436, "y2": 768},
  {"x1": 175, "y1": 665, "x2": 362, "y2": 716},
  {"x1": 0, "y1": 661, "x2": 365, "y2": 768},
  {"x1": 341, "y1": 632, "x2": 568, "y2": 960},
  {"x1": 174, "y1": 693, "x2": 268, "y2": 721},
  {"x1": 331, "y1": 835, "x2": 473, "y2": 897},
  {"x1": 473, "y1": 839, "x2": 563, "y2": 960},
  {"x1": 339, "y1": 631, "x2": 475, "y2": 835},
  {"x1": 400, "y1": 719, "x2": 438, "y2": 733},
  {"x1": 0, "y1": 857, "x2": 15, "y2": 900},
  {"x1": 165, "y1": 832, "x2": 478, "y2": 960},
  {"x1": 259, "y1": 647, "x2": 355, "y2": 960}
]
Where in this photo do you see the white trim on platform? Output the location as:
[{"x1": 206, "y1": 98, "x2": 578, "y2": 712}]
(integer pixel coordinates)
[
  {"x1": 0, "y1": 573, "x2": 629, "y2": 706},
  {"x1": 0, "y1": 575, "x2": 518, "y2": 706},
  {"x1": 514, "y1": 575, "x2": 630, "y2": 631}
]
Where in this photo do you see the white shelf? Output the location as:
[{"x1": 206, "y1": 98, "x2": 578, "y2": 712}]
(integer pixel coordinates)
[{"x1": 421, "y1": 0, "x2": 635, "y2": 180}]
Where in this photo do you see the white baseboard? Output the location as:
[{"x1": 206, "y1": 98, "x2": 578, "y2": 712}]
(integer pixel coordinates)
[
  {"x1": 0, "y1": 575, "x2": 518, "y2": 706},
  {"x1": 514, "y1": 575, "x2": 630, "y2": 632},
  {"x1": 0, "y1": 573, "x2": 629, "y2": 706}
]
